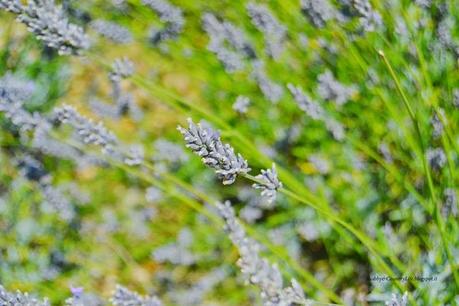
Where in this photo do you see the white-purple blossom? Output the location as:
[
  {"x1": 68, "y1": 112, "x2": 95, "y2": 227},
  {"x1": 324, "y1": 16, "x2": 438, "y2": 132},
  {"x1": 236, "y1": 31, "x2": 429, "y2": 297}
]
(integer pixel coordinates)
[
  {"x1": 178, "y1": 118, "x2": 250, "y2": 185},
  {"x1": 0, "y1": 0, "x2": 90, "y2": 55}
]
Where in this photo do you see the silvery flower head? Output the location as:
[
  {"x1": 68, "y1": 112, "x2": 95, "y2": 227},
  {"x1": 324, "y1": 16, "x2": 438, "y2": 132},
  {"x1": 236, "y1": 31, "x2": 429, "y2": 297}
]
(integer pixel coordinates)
[
  {"x1": 1, "y1": 0, "x2": 91, "y2": 55},
  {"x1": 178, "y1": 118, "x2": 250, "y2": 185},
  {"x1": 111, "y1": 285, "x2": 162, "y2": 306},
  {"x1": 90, "y1": 19, "x2": 133, "y2": 44},
  {"x1": 233, "y1": 95, "x2": 250, "y2": 114},
  {"x1": 426, "y1": 147, "x2": 446, "y2": 171},
  {"x1": 246, "y1": 2, "x2": 286, "y2": 59},
  {"x1": 252, "y1": 164, "x2": 282, "y2": 204},
  {"x1": 300, "y1": 0, "x2": 337, "y2": 28}
]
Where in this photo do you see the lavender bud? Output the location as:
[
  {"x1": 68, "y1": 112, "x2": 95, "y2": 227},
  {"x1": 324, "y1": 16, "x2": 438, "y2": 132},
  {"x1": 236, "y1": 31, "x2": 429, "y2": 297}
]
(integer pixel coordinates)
[
  {"x1": 178, "y1": 118, "x2": 250, "y2": 185},
  {"x1": 252, "y1": 164, "x2": 282, "y2": 204}
]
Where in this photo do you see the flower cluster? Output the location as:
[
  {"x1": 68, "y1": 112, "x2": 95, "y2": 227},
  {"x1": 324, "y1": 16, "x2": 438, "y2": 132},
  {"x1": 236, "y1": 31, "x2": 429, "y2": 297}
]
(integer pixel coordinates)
[
  {"x1": 178, "y1": 118, "x2": 250, "y2": 185},
  {"x1": 0, "y1": 0, "x2": 90, "y2": 55}
]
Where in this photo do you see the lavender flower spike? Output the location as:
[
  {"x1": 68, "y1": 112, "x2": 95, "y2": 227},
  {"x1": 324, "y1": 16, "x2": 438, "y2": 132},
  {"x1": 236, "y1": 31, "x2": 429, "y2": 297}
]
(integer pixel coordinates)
[
  {"x1": 253, "y1": 164, "x2": 282, "y2": 204},
  {"x1": 247, "y1": 2, "x2": 286, "y2": 59},
  {"x1": 0, "y1": 0, "x2": 90, "y2": 55},
  {"x1": 111, "y1": 285, "x2": 162, "y2": 306},
  {"x1": 54, "y1": 104, "x2": 118, "y2": 155},
  {"x1": 0, "y1": 284, "x2": 50, "y2": 306},
  {"x1": 178, "y1": 118, "x2": 250, "y2": 185},
  {"x1": 216, "y1": 201, "x2": 311, "y2": 306}
]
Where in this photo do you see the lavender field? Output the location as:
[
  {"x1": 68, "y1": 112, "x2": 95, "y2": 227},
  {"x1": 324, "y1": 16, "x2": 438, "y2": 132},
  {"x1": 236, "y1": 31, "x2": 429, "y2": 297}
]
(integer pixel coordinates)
[{"x1": 0, "y1": 0, "x2": 458, "y2": 305}]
